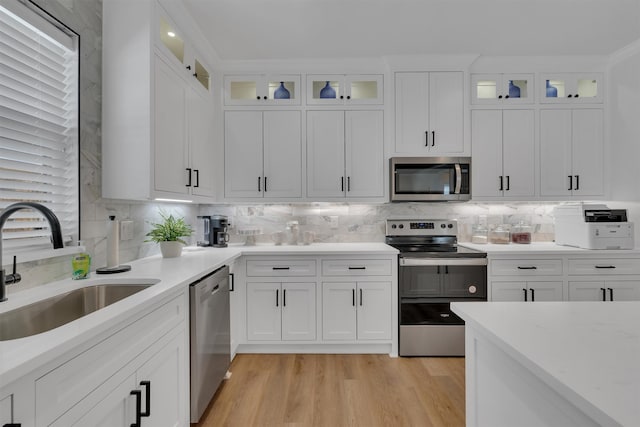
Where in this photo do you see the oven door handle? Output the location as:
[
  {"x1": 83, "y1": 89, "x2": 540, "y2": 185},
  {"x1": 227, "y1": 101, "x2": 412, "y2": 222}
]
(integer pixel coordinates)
[
  {"x1": 400, "y1": 258, "x2": 487, "y2": 266},
  {"x1": 454, "y1": 163, "x2": 462, "y2": 194}
]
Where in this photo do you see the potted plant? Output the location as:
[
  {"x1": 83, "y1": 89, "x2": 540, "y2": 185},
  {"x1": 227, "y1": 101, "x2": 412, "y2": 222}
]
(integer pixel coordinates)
[{"x1": 145, "y1": 211, "x2": 193, "y2": 258}]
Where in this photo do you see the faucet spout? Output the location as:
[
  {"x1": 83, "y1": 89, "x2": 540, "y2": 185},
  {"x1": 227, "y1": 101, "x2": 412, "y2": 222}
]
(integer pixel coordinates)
[{"x1": 0, "y1": 202, "x2": 64, "y2": 302}]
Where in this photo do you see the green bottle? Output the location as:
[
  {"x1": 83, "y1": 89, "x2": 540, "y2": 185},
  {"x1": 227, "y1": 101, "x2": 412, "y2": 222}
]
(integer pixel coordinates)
[{"x1": 72, "y1": 241, "x2": 91, "y2": 280}]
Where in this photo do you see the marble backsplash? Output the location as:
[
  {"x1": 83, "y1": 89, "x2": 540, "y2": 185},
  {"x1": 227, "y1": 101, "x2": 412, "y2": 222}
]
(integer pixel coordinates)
[{"x1": 198, "y1": 202, "x2": 559, "y2": 245}]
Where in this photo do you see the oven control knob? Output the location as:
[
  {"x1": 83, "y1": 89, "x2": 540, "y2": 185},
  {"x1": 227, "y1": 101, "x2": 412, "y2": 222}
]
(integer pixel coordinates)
[
  {"x1": 440, "y1": 224, "x2": 446, "y2": 229},
  {"x1": 447, "y1": 223, "x2": 453, "y2": 228},
  {"x1": 391, "y1": 224, "x2": 397, "y2": 229},
  {"x1": 399, "y1": 224, "x2": 404, "y2": 229},
  {"x1": 468, "y1": 285, "x2": 477, "y2": 294}
]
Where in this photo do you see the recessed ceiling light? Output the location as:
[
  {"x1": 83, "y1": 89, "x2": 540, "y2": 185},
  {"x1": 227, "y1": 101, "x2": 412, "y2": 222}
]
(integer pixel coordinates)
[{"x1": 167, "y1": 31, "x2": 175, "y2": 38}]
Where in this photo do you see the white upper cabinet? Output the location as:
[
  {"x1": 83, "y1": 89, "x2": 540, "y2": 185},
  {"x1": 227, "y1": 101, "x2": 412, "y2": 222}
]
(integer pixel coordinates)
[
  {"x1": 471, "y1": 73, "x2": 534, "y2": 104},
  {"x1": 539, "y1": 108, "x2": 604, "y2": 198},
  {"x1": 472, "y1": 109, "x2": 535, "y2": 199},
  {"x1": 225, "y1": 110, "x2": 302, "y2": 199},
  {"x1": 307, "y1": 110, "x2": 384, "y2": 199},
  {"x1": 394, "y1": 71, "x2": 464, "y2": 155},
  {"x1": 224, "y1": 75, "x2": 301, "y2": 105},
  {"x1": 540, "y1": 73, "x2": 603, "y2": 104},
  {"x1": 306, "y1": 74, "x2": 383, "y2": 105}
]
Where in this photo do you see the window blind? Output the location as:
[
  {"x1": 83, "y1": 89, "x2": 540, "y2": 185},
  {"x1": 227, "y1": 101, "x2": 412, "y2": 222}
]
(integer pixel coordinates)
[{"x1": 0, "y1": 0, "x2": 78, "y2": 254}]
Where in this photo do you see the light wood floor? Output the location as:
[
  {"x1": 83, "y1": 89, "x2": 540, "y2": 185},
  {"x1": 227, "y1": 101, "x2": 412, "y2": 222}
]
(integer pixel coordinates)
[{"x1": 194, "y1": 354, "x2": 465, "y2": 427}]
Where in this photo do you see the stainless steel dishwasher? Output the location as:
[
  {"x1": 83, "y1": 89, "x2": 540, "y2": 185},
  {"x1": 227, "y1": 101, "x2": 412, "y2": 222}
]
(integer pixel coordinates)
[{"x1": 189, "y1": 265, "x2": 230, "y2": 423}]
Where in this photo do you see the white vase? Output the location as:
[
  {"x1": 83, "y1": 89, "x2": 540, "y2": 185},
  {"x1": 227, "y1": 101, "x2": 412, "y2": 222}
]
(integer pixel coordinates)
[{"x1": 160, "y1": 241, "x2": 183, "y2": 258}]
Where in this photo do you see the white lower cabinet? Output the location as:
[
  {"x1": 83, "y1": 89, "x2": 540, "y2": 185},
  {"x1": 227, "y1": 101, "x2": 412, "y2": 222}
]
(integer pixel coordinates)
[
  {"x1": 246, "y1": 282, "x2": 316, "y2": 341},
  {"x1": 569, "y1": 281, "x2": 640, "y2": 301},
  {"x1": 0, "y1": 393, "x2": 13, "y2": 425},
  {"x1": 491, "y1": 281, "x2": 563, "y2": 302},
  {"x1": 322, "y1": 281, "x2": 392, "y2": 341}
]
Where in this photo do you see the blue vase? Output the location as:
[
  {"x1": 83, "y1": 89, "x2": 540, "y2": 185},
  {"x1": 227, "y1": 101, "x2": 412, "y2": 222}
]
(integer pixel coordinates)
[
  {"x1": 319, "y1": 81, "x2": 336, "y2": 99},
  {"x1": 508, "y1": 80, "x2": 520, "y2": 98},
  {"x1": 274, "y1": 82, "x2": 290, "y2": 99},
  {"x1": 546, "y1": 80, "x2": 557, "y2": 98}
]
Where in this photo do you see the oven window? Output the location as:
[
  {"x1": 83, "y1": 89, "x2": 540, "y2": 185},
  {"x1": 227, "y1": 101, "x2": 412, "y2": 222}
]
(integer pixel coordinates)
[
  {"x1": 394, "y1": 164, "x2": 469, "y2": 195},
  {"x1": 401, "y1": 303, "x2": 464, "y2": 325}
]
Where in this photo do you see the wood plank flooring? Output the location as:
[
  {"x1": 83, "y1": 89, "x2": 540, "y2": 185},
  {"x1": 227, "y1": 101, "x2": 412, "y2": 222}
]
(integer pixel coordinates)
[{"x1": 194, "y1": 354, "x2": 465, "y2": 427}]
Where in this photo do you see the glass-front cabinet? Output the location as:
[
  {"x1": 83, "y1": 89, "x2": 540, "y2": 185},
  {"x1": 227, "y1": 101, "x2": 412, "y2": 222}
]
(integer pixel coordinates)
[
  {"x1": 540, "y1": 73, "x2": 603, "y2": 103},
  {"x1": 306, "y1": 74, "x2": 383, "y2": 105},
  {"x1": 224, "y1": 75, "x2": 300, "y2": 105},
  {"x1": 156, "y1": 9, "x2": 211, "y2": 92},
  {"x1": 471, "y1": 74, "x2": 534, "y2": 104}
]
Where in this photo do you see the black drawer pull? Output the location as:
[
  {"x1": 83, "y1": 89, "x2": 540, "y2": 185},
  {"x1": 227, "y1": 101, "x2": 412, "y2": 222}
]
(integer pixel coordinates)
[
  {"x1": 131, "y1": 389, "x2": 142, "y2": 427},
  {"x1": 517, "y1": 266, "x2": 537, "y2": 270},
  {"x1": 3, "y1": 424, "x2": 22, "y2": 427},
  {"x1": 348, "y1": 266, "x2": 366, "y2": 270},
  {"x1": 272, "y1": 267, "x2": 290, "y2": 270},
  {"x1": 530, "y1": 288, "x2": 535, "y2": 302},
  {"x1": 595, "y1": 265, "x2": 616, "y2": 269},
  {"x1": 608, "y1": 287, "x2": 614, "y2": 301},
  {"x1": 522, "y1": 288, "x2": 527, "y2": 302},
  {"x1": 601, "y1": 288, "x2": 606, "y2": 301},
  {"x1": 352, "y1": 289, "x2": 355, "y2": 306},
  {"x1": 140, "y1": 381, "x2": 151, "y2": 417}
]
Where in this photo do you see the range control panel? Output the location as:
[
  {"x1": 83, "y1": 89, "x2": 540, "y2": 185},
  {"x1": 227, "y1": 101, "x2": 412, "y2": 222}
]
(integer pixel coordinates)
[{"x1": 385, "y1": 219, "x2": 457, "y2": 236}]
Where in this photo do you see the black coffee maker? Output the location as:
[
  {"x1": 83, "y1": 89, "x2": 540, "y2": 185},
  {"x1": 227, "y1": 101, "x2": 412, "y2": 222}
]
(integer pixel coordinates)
[{"x1": 197, "y1": 215, "x2": 229, "y2": 247}]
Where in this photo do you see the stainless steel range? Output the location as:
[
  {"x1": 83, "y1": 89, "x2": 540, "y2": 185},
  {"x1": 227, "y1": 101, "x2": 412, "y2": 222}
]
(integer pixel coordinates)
[{"x1": 385, "y1": 219, "x2": 487, "y2": 356}]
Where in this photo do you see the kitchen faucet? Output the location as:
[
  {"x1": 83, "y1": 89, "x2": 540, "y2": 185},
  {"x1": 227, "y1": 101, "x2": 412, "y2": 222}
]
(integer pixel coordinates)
[{"x1": 0, "y1": 202, "x2": 64, "y2": 302}]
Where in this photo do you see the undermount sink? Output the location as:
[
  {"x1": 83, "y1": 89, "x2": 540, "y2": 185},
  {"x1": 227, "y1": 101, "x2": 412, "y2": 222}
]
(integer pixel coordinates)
[{"x1": 0, "y1": 280, "x2": 159, "y2": 341}]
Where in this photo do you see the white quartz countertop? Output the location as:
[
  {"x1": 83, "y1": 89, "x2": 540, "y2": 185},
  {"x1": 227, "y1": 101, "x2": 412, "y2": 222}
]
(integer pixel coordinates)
[
  {"x1": 0, "y1": 242, "x2": 397, "y2": 386},
  {"x1": 451, "y1": 301, "x2": 640, "y2": 426},
  {"x1": 459, "y1": 241, "x2": 640, "y2": 255}
]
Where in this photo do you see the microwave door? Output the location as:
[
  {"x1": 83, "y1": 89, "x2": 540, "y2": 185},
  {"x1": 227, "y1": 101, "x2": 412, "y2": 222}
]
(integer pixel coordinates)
[{"x1": 454, "y1": 164, "x2": 462, "y2": 194}]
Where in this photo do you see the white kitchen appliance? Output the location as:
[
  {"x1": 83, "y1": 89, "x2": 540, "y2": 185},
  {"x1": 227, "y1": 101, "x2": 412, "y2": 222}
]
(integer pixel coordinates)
[{"x1": 554, "y1": 204, "x2": 635, "y2": 250}]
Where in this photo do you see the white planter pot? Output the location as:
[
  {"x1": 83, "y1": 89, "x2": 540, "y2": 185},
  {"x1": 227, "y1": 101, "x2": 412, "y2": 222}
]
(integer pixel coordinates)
[{"x1": 160, "y1": 241, "x2": 183, "y2": 258}]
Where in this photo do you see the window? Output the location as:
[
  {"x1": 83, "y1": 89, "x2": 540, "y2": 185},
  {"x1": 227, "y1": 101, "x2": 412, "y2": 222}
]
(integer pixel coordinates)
[{"x1": 0, "y1": 0, "x2": 79, "y2": 254}]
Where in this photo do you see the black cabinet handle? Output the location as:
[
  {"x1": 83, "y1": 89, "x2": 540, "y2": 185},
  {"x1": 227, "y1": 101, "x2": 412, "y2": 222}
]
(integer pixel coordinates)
[
  {"x1": 568, "y1": 175, "x2": 573, "y2": 191},
  {"x1": 341, "y1": 176, "x2": 344, "y2": 192},
  {"x1": 530, "y1": 288, "x2": 535, "y2": 302},
  {"x1": 432, "y1": 131, "x2": 435, "y2": 147},
  {"x1": 3, "y1": 424, "x2": 22, "y2": 427},
  {"x1": 568, "y1": 94, "x2": 573, "y2": 98},
  {"x1": 263, "y1": 96, "x2": 267, "y2": 100},
  {"x1": 506, "y1": 175, "x2": 510, "y2": 191},
  {"x1": 272, "y1": 267, "x2": 290, "y2": 270},
  {"x1": 505, "y1": 94, "x2": 510, "y2": 99},
  {"x1": 131, "y1": 389, "x2": 142, "y2": 427},
  {"x1": 346, "y1": 95, "x2": 351, "y2": 100},
  {"x1": 340, "y1": 95, "x2": 344, "y2": 99},
  {"x1": 359, "y1": 288, "x2": 363, "y2": 306},
  {"x1": 575, "y1": 94, "x2": 579, "y2": 98},
  {"x1": 347, "y1": 176, "x2": 351, "y2": 192},
  {"x1": 276, "y1": 289, "x2": 279, "y2": 307},
  {"x1": 437, "y1": 265, "x2": 441, "y2": 274},
  {"x1": 229, "y1": 273, "x2": 234, "y2": 292},
  {"x1": 264, "y1": 176, "x2": 268, "y2": 192},
  {"x1": 256, "y1": 96, "x2": 261, "y2": 100},
  {"x1": 140, "y1": 381, "x2": 151, "y2": 417},
  {"x1": 186, "y1": 65, "x2": 191, "y2": 70},
  {"x1": 499, "y1": 176, "x2": 504, "y2": 191},
  {"x1": 283, "y1": 289, "x2": 286, "y2": 307},
  {"x1": 498, "y1": 95, "x2": 503, "y2": 99},
  {"x1": 425, "y1": 131, "x2": 428, "y2": 146},
  {"x1": 445, "y1": 265, "x2": 449, "y2": 274},
  {"x1": 517, "y1": 266, "x2": 537, "y2": 270},
  {"x1": 258, "y1": 176, "x2": 261, "y2": 192},
  {"x1": 186, "y1": 168, "x2": 192, "y2": 187},
  {"x1": 608, "y1": 287, "x2": 614, "y2": 301},
  {"x1": 523, "y1": 288, "x2": 527, "y2": 302},
  {"x1": 193, "y1": 72, "x2": 198, "y2": 78},
  {"x1": 575, "y1": 175, "x2": 579, "y2": 190},
  {"x1": 352, "y1": 289, "x2": 355, "y2": 306},
  {"x1": 595, "y1": 265, "x2": 616, "y2": 269},
  {"x1": 348, "y1": 266, "x2": 366, "y2": 270},
  {"x1": 601, "y1": 287, "x2": 606, "y2": 301},
  {"x1": 194, "y1": 169, "x2": 199, "y2": 188}
]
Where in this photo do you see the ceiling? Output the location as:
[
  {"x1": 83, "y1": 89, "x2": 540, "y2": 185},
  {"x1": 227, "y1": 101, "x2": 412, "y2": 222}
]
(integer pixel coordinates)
[{"x1": 183, "y1": 0, "x2": 640, "y2": 61}]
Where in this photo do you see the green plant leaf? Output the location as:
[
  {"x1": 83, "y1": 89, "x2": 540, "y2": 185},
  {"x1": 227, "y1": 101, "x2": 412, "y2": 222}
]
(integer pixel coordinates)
[{"x1": 145, "y1": 210, "x2": 193, "y2": 244}]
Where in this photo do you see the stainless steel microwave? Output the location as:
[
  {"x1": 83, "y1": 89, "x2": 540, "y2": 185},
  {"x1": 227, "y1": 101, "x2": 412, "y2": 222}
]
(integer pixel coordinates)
[{"x1": 390, "y1": 157, "x2": 471, "y2": 202}]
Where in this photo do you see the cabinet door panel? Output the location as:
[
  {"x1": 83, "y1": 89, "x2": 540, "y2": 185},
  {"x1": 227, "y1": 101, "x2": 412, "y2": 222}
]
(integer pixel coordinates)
[
  {"x1": 345, "y1": 110, "x2": 384, "y2": 197},
  {"x1": 571, "y1": 109, "x2": 603, "y2": 197},
  {"x1": 607, "y1": 281, "x2": 640, "y2": 301},
  {"x1": 471, "y1": 110, "x2": 504, "y2": 198},
  {"x1": 247, "y1": 282, "x2": 281, "y2": 340},
  {"x1": 263, "y1": 111, "x2": 302, "y2": 198},
  {"x1": 528, "y1": 282, "x2": 563, "y2": 301},
  {"x1": 569, "y1": 281, "x2": 607, "y2": 301},
  {"x1": 429, "y1": 71, "x2": 464, "y2": 154},
  {"x1": 395, "y1": 72, "x2": 429, "y2": 153},
  {"x1": 322, "y1": 282, "x2": 356, "y2": 340},
  {"x1": 307, "y1": 111, "x2": 346, "y2": 197},
  {"x1": 357, "y1": 282, "x2": 392, "y2": 340},
  {"x1": 540, "y1": 109, "x2": 572, "y2": 196},
  {"x1": 502, "y1": 109, "x2": 535, "y2": 197},
  {"x1": 224, "y1": 111, "x2": 264, "y2": 198},
  {"x1": 189, "y1": 87, "x2": 215, "y2": 198},
  {"x1": 491, "y1": 281, "x2": 527, "y2": 301},
  {"x1": 282, "y1": 282, "x2": 316, "y2": 341},
  {"x1": 154, "y1": 56, "x2": 188, "y2": 195}
]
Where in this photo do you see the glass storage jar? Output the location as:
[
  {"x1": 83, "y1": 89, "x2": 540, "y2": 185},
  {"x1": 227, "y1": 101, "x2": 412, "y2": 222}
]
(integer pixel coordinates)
[
  {"x1": 511, "y1": 222, "x2": 532, "y2": 244},
  {"x1": 489, "y1": 224, "x2": 511, "y2": 244},
  {"x1": 471, "y1": 224, "x2": 489, "y2": 244}
]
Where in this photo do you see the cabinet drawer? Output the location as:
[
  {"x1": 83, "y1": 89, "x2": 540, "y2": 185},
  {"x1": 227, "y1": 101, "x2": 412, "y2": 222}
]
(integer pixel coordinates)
[
  {"x1": 246, "y1": 259, "x2": 316, "y2": 277},
  {"x1": 35, "y1": 293, "x2": 185, "y2": 427},
  {"x1": 567, "y1": 258, "x2": 640, "y2": 275},
  {"x1": 491, "y1": 259, "x2": 562, "y2": 276},
  {"x1": 322, "y1": 259, "x2": 392, "y2": 276}
]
